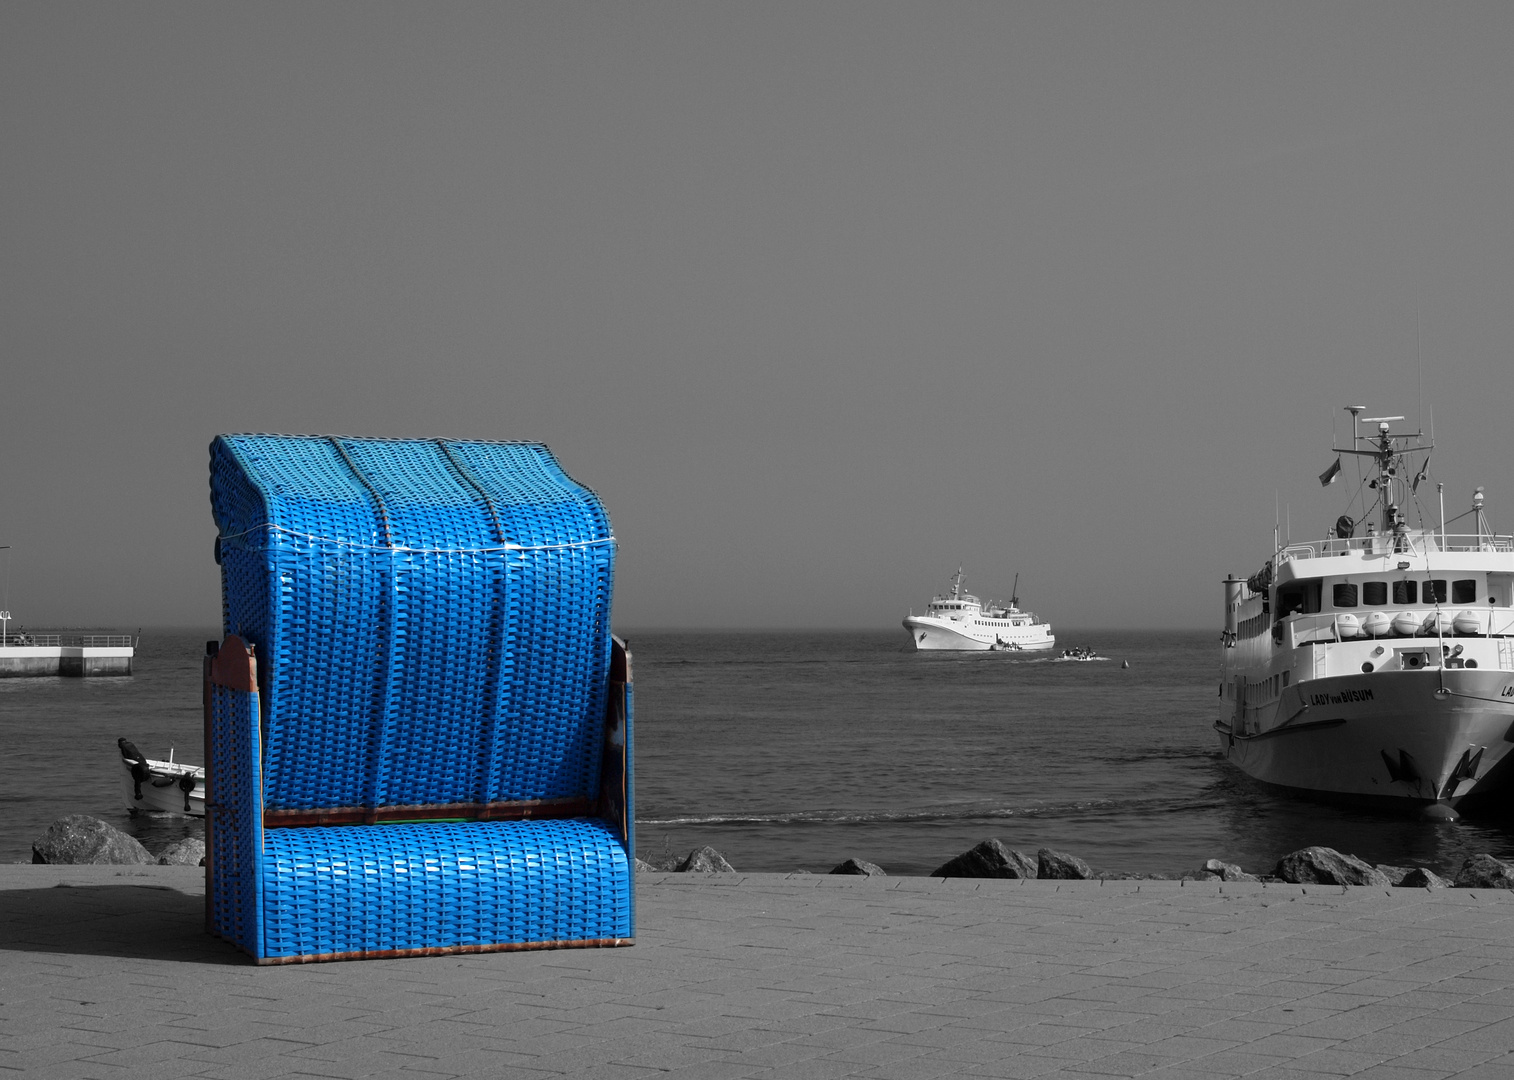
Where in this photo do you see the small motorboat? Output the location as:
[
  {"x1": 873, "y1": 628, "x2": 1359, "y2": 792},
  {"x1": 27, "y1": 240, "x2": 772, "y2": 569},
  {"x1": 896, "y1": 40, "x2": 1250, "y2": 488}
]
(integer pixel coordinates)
[{"x1": 118, "y1": 737, "x2": 205, "y2": 816}]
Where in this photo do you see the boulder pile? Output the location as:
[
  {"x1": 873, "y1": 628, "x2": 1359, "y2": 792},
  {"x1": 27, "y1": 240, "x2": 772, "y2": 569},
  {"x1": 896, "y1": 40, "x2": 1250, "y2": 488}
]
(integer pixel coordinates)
[
  {"x1": 635, "y1": 845, "x2": 739, "y2": 873},
  {"x1": 37, "y1": 816, "x2": 1510, "y2": 889},
  {"x1": 31, "y1": 815, "x2": 205, "y2": 867},
  {"x1": 920, "y1": 838, "x2": 1510, "y2": 888}
]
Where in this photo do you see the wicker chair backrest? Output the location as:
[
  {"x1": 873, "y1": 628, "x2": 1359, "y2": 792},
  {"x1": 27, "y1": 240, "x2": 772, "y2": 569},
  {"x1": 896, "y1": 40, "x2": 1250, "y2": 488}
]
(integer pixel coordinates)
[{"x1": 210, "y1": 434, "x2": 615, "y2": 812}]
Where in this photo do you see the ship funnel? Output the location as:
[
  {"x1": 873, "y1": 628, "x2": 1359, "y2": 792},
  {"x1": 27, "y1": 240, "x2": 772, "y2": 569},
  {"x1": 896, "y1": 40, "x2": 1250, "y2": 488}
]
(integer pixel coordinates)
[{"x1": 1223, "y1": 576, "x2": 1245, "y2": 640}]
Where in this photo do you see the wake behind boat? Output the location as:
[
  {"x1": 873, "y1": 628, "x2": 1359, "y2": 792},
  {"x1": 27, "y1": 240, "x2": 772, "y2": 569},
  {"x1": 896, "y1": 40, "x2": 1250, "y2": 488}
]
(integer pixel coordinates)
[
  {"x1": 904, "y1": 569, "x2": 1055, "y2": 652},
  {"x1": 1217, "y1": 407, "x2": 1514, "y2": 816},
  {"x1": 118, "y1": 738, "x2": 204, "y2": 817}
]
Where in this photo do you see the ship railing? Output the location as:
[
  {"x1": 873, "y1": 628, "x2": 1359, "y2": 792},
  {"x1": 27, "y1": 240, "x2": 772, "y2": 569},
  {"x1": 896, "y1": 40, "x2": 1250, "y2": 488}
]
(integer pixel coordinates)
[
  {"x1": 0, "y1": 634, "x2": 133, "y2": 648},
  {"x1": 1282, "y1": 533, "x2": 1514, "y2": 561},
  {"x1": 1278, "y1": 609, "x2": 1514, "y2": 648},
  {"x1": 1440, "y1": 536, "x2": 1514, "y2": 553}
]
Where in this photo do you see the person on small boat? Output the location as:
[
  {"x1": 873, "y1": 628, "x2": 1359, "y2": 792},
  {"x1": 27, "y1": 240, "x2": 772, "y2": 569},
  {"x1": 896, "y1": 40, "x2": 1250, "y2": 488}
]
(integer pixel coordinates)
[{"x1": 118, "y1": 737, "x2": 152, "y2": 799}]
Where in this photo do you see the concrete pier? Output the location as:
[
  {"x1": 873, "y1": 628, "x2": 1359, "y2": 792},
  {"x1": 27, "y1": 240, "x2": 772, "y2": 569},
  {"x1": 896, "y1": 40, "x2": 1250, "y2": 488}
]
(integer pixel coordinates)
[
  {"x1": 4, "y1": 865, "x2": 1514, "y2": 1078},
  {"x1": 0, "y1": 636, "x2": 133, "y2": 677}
]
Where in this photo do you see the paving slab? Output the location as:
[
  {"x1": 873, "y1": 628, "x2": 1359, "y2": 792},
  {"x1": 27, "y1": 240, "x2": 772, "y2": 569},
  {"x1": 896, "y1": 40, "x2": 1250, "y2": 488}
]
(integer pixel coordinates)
[{"x1": 3, "y1": 867, "x2": 1514, "y2": 1078}]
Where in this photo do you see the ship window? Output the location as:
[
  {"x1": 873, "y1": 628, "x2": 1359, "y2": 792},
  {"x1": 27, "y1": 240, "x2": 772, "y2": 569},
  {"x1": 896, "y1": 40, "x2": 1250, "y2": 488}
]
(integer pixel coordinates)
[
  {"x1": 1393, "y1": 580, "x2": 1417, "y2": 605},
  {"x1": 1453, "y1": 579, "x2": 1477, "y2": 604},
  {"x1": 1276, "y1": 582, "x2": 1321, "y2": 616},
  {"x1": 1363, "y1": 581, "x2": 1387, "y2": 605},
  {"x1": 1425, "y1": 579, "x2": 1447, "y2": 603},
  {"x1": 1332, "y1": 583, "x2": 1358, "y2": 608}
]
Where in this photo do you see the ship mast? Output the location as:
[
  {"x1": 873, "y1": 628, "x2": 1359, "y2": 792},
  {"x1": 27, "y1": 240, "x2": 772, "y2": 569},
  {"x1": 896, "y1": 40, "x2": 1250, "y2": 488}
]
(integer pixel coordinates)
[
  {"x1": 1366, "y1": 416, "x2": 1405, "y2": 536},
  {"x1": 1332, "y1": 409, "x2": 1432, "y2": 544}
]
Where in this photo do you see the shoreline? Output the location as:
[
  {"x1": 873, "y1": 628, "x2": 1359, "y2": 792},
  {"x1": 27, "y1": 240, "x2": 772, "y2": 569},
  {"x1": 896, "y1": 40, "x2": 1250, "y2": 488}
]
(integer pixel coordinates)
[{"x1": 6, "y1": 863, "x2": 1514, "y2": 1078}]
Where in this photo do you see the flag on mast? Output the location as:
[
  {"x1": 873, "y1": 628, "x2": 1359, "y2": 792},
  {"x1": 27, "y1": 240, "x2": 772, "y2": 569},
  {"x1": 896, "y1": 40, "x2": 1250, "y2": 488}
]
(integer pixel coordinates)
[
  {"x1": 1319, "y1": 458, "x2": 1342, "y2": 486},
  {"x1": 1412, "y1": 457, "x2": 1431, "y2": 493}
]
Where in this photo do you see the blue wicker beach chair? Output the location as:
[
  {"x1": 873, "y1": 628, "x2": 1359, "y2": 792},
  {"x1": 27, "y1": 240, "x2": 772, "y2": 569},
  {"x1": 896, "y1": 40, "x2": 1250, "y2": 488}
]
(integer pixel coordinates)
[{"x1": 203, "y1": 435, "x2": 632, "y2": 963}]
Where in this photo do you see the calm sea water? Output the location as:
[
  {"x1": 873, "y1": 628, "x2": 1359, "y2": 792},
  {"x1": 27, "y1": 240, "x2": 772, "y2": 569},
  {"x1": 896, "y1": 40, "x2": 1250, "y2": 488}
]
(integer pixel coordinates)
[{"x1": 4, "y1": 628, "x2": 1513, "y2": 876}]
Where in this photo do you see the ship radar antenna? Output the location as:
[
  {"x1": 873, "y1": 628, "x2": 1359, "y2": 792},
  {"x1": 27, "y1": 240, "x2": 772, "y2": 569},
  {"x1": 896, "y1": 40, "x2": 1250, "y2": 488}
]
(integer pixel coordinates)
[{"x1": 1345, "y1": 405, "x2": 1364, "y2": 447}]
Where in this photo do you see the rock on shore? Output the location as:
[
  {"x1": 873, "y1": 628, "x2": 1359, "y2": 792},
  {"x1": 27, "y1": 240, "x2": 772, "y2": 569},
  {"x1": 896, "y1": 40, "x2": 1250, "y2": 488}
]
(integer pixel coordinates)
[
  {"x1": 1454, "y1": 853, "x2": 1514, "y2": 889},
  {"x1": 1037, "y1": 848, "x2": 1094, "y2": 880},
  {"x1": 1274, "y1": 846, "x2": 1391, "y2": 887},
  {"x1": 933, "y1": 839, "x2": 1037, "y2": 879},
  {"x1": 676, "y1": 846, "x2": 736, "y2": 873},
  {"x1": 634, "y1": 846, "x2": 736, "y2": 872},
  {"x1": 1198, "y1": 859, "x2": 1259, "y2": 882},
  {"x1": 830, "y1": 858, "x2": 886, "y2": 877},
  {"x1": 156, "y1": 838, "x2": 207, "y2": 866},
  {"x1": 32, "y1": 815, "x2": 154, "y2": 865},
  {"x1": 1399, "y1": 867, "x2": 1451, "y2": 889}
]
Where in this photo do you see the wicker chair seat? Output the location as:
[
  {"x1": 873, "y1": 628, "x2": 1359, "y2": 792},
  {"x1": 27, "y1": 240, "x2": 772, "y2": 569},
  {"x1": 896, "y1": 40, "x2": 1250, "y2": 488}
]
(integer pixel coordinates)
[{"x1": 260, "y1": 819, "x2": 631, "y2": 959}]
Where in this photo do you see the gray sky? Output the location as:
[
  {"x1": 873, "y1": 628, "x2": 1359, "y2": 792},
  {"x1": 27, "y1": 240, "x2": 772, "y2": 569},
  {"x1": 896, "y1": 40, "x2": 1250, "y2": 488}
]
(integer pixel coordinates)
[{"x1": 4, "y1": 2, "x2": 1513, "y2": 631}]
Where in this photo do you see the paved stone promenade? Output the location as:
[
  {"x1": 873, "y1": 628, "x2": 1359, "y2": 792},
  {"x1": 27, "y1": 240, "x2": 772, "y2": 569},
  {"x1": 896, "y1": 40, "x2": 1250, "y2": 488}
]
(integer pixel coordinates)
[{"x1": 4, "y1": 866, "x2": 1514, "y2": 1080}]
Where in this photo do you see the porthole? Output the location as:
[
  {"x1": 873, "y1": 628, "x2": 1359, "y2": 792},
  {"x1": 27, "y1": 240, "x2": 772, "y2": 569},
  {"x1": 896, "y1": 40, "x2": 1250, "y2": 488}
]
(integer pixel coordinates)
[
  {"x1": 1361, "y1": 661, "x2": 1374, "y2": 673},
  {"x1": 1467, "y1": 659, "x2": 1478, "y2": 668}
]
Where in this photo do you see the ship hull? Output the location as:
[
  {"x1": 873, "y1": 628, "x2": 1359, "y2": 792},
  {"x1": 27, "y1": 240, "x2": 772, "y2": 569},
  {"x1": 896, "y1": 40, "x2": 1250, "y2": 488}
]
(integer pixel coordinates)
[
  {"x1": 120, "y1": 757, "x2": 206, "y2": 817},
  {"x1": 903, "y1": 616, "x2": 1056, "y2": 652},
  {"x1": 1216, "y1": 669, "x2": 1514, "y2": 806}
]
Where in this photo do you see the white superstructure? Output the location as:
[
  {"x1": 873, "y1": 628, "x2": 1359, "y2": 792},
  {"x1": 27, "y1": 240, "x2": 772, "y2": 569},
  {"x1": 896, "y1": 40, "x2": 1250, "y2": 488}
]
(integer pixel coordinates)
[
  {"x1": 903, "y1": 569, "x2": 1055, "y2": 651},
  {"x1": 1217, "y1": 408, "x2": 1514, "y2": 816}
]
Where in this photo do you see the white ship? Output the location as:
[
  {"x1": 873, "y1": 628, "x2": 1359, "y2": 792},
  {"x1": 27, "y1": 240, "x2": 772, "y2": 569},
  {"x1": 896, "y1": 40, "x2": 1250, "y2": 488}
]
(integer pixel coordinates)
[
  {"x1": 904, "y1": 569, "x2": 1055, "y2": 652},
  {"x1": 1217, "y1": 408, "x2": 1514, "y2": 818}
]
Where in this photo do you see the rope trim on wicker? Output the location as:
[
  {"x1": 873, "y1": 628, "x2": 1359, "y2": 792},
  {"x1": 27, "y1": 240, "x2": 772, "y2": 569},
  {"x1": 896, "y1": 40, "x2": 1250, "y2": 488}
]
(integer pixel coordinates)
[
  {"x1": 216, "y1": 523, "x2": 616, "y2": 554},
  {"x1": 327, "y1": 437, "x2": 396, "y2": 547},
  {"x1": 434, "y1": 438, "x2": 509, "y2": 546}
]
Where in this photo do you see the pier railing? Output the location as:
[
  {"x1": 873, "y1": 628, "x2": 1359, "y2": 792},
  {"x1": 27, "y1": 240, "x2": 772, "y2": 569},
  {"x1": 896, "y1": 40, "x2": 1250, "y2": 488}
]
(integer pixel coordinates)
[{"x1": 0, "y1": 634, "x2": 134, "y2": 648}]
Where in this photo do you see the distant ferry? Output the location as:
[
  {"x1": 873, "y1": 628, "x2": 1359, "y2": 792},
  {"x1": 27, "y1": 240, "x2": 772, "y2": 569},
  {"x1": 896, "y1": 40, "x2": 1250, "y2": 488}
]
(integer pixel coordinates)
[
  {"x1": 1217, "y1": 407, "x2": 1514, "y2": 816},
  {"x1": 903, "y1": 569, "x2": 1055, "y2": 652}
]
